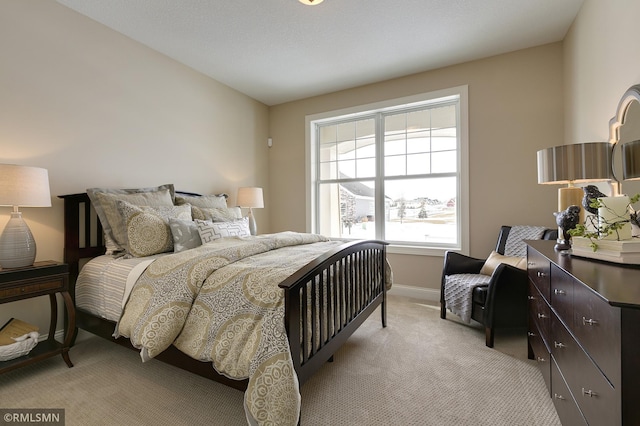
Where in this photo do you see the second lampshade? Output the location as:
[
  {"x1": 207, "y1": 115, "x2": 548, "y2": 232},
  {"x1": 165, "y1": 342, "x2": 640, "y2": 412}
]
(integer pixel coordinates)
[{"x1": 237, "y1": 187, "x2": 264, "y2": 236}]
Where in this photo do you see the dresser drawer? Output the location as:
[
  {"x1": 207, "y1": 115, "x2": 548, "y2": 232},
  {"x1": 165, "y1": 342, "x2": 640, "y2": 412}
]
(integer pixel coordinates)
[
  {"x1": 572, "y1": 283, "x2": 621, "y2": 387},
  {"x1": 551, "y1": 358, "x2": 587, "y2": 426},
  {"x1": 528, "y1": 280, "x2": 551, "y2": 348},
  {"x1": 550, "y1": 264, "x2": 573, "y2": 325},
  {"x1": 0, "y1": 277, "x2": 65, "y2": 300},
  {"x1": 552, "y1": 313, "x2": 619, "y2": 425},
  {"x1": 528, "y1": 322, "x2": 551, "y2": 394},
  {"x1": 527, "y1": 246, "x2": 551, "y2": 301}
]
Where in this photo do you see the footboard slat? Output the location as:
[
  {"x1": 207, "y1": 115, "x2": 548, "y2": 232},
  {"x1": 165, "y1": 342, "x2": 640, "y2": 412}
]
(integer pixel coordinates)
[
  {"x1": 300, "y1": 283, "x2": 308, "y2": 365},
  {"x1": 279, "y1": 240, "x2": 388, "y2": 386}
]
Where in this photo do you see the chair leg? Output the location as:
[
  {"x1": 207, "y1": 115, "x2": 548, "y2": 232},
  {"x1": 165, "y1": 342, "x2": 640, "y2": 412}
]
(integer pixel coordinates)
[
  {"x1": 440, "y1": 303, "x2": 446, "y2": 319},
  {"x1": 485, "y1": 326, "x2": 494, "y2": 348}
]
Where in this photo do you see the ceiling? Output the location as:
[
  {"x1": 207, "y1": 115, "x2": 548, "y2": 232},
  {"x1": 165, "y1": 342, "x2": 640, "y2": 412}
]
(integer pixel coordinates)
[{"x1": 56, "y1": 0, "x2": 584, "y2": 106}]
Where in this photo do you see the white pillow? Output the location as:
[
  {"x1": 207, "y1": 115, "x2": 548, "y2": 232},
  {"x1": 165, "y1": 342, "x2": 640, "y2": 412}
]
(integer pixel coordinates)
[{"x1": 196, "y1": 218, "x2": 250, "y2": 244}]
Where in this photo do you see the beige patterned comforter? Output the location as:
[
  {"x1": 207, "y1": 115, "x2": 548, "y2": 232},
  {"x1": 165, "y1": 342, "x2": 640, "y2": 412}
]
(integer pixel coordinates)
[{"x1": 116, "y1": 232, "x2": 343, "y2": 426}]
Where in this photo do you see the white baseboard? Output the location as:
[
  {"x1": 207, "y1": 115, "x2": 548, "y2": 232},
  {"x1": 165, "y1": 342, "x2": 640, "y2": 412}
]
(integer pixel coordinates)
[{"x1": 387, "y1": 284, "x2": 440, "y2": 302}]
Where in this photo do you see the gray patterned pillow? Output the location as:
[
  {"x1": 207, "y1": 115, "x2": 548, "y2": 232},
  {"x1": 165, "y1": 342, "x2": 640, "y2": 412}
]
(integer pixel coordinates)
[
  {"x1": 175, "y1": 194, "x2": 228, "y2": 208},
  {"x1": 169, "y1": 218, "x2": 202, "y2": 252},
  {"x1": 117, "y1": 201, "x2": 192, "y2": 257},
  {"x1": 191, "y1": 206, "x2": 242, "y2": 222},
  {"x1": 87, "y1": 184, "x2": 175, "y2": 254},
  {"x1": 195, "y1": 218, "x2": 250, "y2": 244}
]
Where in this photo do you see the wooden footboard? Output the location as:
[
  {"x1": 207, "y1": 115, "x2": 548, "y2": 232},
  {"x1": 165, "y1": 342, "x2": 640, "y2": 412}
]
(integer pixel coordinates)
[
  {"x1": 59, "y1": 193, "x2": 388, "y2": 393},
  {"x1": 279, "y1": 240, "x2": 388, "y2": 385}
]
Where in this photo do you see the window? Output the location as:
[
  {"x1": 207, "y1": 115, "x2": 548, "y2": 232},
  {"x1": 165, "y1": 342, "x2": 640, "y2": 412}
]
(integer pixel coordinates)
[{"x1": 307, "y1": 86, "x2": 468, "y2": 254}]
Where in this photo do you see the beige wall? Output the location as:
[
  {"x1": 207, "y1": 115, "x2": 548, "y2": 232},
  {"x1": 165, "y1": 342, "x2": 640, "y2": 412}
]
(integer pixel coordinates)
[
  {"x1": 0, "y1": 1, "x2": 269, "y2": 332},
  {"x1": 269, "y1": 44, "x2": 564, "y2": 294},
  {"x1": 564, "y1": 0, "x2": 640, "y2": 145},
  {"x1": 563, "y1": 0, "x2": 640, "y2": 197}
]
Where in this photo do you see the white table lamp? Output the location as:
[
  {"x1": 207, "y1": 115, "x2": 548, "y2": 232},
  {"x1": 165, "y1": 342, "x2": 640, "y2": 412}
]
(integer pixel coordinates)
[
  {"x1": 0, "y1": 164, "x2": 51, "y2": 268},
  {"x1": 237, "y1": 187, "x2": 264, "y2": 236}
]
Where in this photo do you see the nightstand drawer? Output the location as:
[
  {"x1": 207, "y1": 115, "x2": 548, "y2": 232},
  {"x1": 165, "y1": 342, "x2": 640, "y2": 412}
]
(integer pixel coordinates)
[{"x1": 0, "y1": 277, "x2": 65, "y2": 300}]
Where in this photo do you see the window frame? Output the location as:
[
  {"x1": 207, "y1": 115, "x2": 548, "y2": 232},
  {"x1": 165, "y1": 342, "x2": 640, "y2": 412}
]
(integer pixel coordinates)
[{"x1": 305, "y1": 85, "x2": 469, "y2": 256}]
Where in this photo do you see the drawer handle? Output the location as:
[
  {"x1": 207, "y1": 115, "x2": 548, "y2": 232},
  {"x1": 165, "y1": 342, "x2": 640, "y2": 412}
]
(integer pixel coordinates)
[
  {"x1": 554, "y1": 341, "x2": 566, "y2": 349},
  {"x1": 536, "y1": 356, "x2": 546, "y2": 363},
  {"x1": 553, "y1": 289, "x2": 566, "y2": 296},
  {"x1": 527, "y1": 295, "x2": 535, "y2": 301},
  {"x1": 582, "y1": 317, "x2": 599, "y2": 326},
  {"x1": 527, "y1": 331, "x2": 536, "y2": 337},
  {"x1": 554, "y1": 393, "x2": 565, "y2": 400},
  {"x1": 581, "y1": 388, "x2": 597, "y2": 398},
  {"x1": 537, "y1": 313, "x2": 548, "y2": 319},
  {"x1": 537, "y1": 271, "x2": 547, "y2": 278}
]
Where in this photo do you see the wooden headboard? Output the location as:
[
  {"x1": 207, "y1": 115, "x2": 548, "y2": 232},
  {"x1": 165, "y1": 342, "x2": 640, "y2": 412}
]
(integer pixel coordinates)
[
  {"x1": 58, "y1": 193, "x2": 106, "y2": 289},
  {"x1": 58, "y1": 190, "x2": 213, "y2": 290}
]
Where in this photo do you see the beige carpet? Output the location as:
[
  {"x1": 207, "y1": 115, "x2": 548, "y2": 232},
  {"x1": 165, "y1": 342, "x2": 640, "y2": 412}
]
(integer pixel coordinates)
[{"x1": 0, "y1": 295, "x2": 560, "y2": 426}]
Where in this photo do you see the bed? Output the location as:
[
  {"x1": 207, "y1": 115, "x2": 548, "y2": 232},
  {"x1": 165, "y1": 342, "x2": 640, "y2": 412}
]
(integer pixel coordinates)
[{"x1": 59, "y1": 186, "x2": 390, "y2": 426}]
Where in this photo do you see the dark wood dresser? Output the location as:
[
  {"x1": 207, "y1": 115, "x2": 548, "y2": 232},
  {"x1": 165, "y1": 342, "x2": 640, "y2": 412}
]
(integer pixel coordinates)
[{"x1": 526, "y1": 240, "x2": 640, "y2": 426}]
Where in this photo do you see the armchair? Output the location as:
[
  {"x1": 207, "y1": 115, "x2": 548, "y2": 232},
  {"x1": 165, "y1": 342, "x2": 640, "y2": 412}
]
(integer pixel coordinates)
[{"x1": 440, "y1": 225, "x2": 557, "y2": 347}]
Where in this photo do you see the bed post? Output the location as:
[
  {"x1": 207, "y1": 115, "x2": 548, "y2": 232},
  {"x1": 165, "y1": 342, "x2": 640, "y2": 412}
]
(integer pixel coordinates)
[{"x1": 58, "y1": 193, "x2": 106, "y2": 291}]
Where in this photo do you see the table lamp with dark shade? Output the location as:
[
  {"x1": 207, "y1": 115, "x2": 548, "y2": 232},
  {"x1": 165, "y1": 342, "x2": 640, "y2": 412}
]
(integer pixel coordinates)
[{"x1": 537, "y1": 142, "x2": 613, "y2": 247}]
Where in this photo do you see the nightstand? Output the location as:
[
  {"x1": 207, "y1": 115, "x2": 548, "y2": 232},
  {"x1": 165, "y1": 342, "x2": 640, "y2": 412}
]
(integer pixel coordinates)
[{"x1": 0, "y1": 261, "x2": 74, "y2": 374}]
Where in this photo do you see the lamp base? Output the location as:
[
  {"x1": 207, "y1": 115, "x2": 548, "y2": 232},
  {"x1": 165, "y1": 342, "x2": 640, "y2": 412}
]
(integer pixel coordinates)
[
  {"x1": 247, "y1": 208, "x2": 257, "y2": 236},
  {"x1": 0, "y1": 211, "x2": 36, "y2": 269},
  {"x1": 554, "y1": 239, "x2": 571, "y2": 251}
]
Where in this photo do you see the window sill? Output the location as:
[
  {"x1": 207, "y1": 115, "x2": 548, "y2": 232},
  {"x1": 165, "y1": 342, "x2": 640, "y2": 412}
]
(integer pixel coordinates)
[{"x1": 387, "y1": 244, "x2": 456, "y2": 257}]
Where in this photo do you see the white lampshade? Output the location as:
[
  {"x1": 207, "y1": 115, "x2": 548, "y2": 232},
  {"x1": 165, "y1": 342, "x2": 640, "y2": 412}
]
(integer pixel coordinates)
[
  {"x1": 237, "y1": 187, "x2": 264, "y2": 236},
  {"x1": 0, "y1": 164, "x2": 51, "y2": 269},
  {"x1": 0, "y1": 164, "x2": 52, "y2": 207},
  {"x1": 299, "y1": 0, "x2": 324, "y2": 5},
  {"x1": 237, "y1": 187, "x2": 264, "y2": 208}
]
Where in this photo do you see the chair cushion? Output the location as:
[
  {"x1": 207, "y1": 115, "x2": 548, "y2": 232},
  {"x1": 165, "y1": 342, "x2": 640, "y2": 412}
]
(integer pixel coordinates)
[{"x1": 480, "y1": 251, "x2": 527, "y2": 276}]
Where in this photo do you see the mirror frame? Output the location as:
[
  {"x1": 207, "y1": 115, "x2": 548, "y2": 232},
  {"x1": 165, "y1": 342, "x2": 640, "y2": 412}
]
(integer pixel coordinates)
[
  {"x1": 609, "y1": 84, "x2": 640, "y2": 191},
  {"x1": 609, "y1": 84, "x2": 640, "y2": 143}
]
